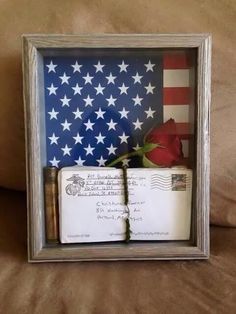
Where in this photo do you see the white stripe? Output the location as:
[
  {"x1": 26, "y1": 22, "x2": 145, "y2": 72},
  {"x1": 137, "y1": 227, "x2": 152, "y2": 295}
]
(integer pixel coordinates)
[
  {"x1": 181, "y1": 140, "x2": 189, "y2": 158},
  {"x1": 163, "y1": 69, "x2": 190, "y2": 87},
  {"x1": 163, "y1": 105, "x2": 189, "y2": 123}
]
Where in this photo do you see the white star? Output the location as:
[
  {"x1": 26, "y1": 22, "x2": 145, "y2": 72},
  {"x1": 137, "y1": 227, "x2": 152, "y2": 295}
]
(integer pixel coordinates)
[
  {"x1": 61, "y1": 119, "x2": 72, "y2": 131},
  {"x1": 49, "y1": 157, "x2": 60, "y2": 167},
  {"x1": 145, "y1": 60, "x2": 155, "y2": 72},
  {"x1": 118, "y1": 83, "x2": 129, "y2": 95},
  {"x1": 59, "y1": 72, "x2": 70, "y2": 84},
  {"x1": 94, "y1": 83, "x2": 105, "y2": 95},
  {"x1": 72, "y1": 84, "x2": 83, "y2": 95},
  {"x1": 83, "y1": 73, "x2": 94, "y2": 84},
  {"x1": 94, "y1": 60, "x2": 105, "y2": 73},
  {"x1": 71, "y1": 61, "x2": 82, "y2": 73},
  {"x1": 95, "y1": 107, "x2": 105, "y2": 119},
  {"x1": 106, "y1": 95, "x2": 117, "y2": 106},
  {"x1": 83, "y1": 95, "x2": 94, "y2": 107},
  {"x1": 145, "y1": 83, "x2": 155, "y2": 94},
  {"x1": 61, "y1": 144, "x2": 72, "y2": 156},
  {"x1": 107, "y1": 144, "x2": 117, "y2": 155},
  {"x1": 84, "y1": 144, "x2": 95, "y2": 156},
  {"x1": 73, "y1": 133, "x2": 84, "y2": 144},
  {"x1": 106, "y1": 119, "x2": 117, "y2": 131},
  {"x1": 48, "y1": 133, "x2": 59, "y2": 145},
  {"x1": 145, "y1": 107, "x2": 155, "y2": 118},
  {"x1": 118, "y1": 60, "x2": 129, "y2": 72},
  {"x1": 122, "y1": 159, "x2": 130, "y2": 166},
  {"x1": 74, "y1": 156, "x2": 85, "y2": 166},
  {"x1": 96, "y1": 156, "x2": 107, "y2": 166},
  {"x1": 48, "y1": 108, "x2": 59, "y2": 120},
  {"x1": 60, "y1": 95, "x2": 71, "y2": 107},
  {"x1": 132, "y1": 94, "x2": 143, "y2": 106},
  {"x1": 132, "y1": 72, "x2": 143, "y2": 84},
  {"x1": 95, "y1": 132, "x2": 106, "y2": 144},
  {"x1": 84, "y1": 119, "x2": 95, "y2": 131},
  {"x1": 73, "y1": 108, "x2": 83, "y2": 119},
  {"x1": 106, "y1": 73, "x2": 116, "y2": 84},
  {"x1": 46, "y1": 60, "x2": 57, "y2": 73},
  {"x1": 133, "y1": 143, "x2": 141, "y2": 151},
  {"x1": 118, "y1": 107, "x2": 129, "y2": 119},
  {"x1": 47, "y1": 83, "x2": 58, "y2": 95},
  {"x1": 119, "y1": 132, "x2": 129, "y2": 144},
  {"x1": 133, "y1": 118, "x2": 143, "y2": 130}
]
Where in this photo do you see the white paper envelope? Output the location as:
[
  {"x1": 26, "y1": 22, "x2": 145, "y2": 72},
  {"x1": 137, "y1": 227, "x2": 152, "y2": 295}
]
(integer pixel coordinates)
[{"x1": 58, "y1": 167, "x2": 192, "y2": 243}]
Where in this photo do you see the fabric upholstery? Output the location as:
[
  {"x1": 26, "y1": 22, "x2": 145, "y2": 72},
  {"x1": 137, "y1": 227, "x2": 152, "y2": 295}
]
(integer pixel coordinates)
[
  {"x1": 0, "y1": 188, "x2": 235, "y2": 313},
  {"x1": 0, "y1": 0, "x2": 235, "y2": 228}
]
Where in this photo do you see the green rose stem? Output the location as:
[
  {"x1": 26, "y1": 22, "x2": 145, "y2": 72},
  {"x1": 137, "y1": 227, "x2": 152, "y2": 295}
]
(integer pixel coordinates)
[
  {"x1": 106, "y1": 143, "x2": 163, "y2": 167},
  {"x1": 108, "y1": 144, "x2": 165, "y2": 243},
  {"x1": 122, "y1": 166, "x2": 131, "y2": 243},
  {"x1": 125, "y1": 216, "x2": 131, "y2": 243}
]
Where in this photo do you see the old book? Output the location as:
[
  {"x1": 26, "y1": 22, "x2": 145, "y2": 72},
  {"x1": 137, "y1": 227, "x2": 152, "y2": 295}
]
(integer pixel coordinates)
[
  {"x1": 58, "y1": 167, "x2": 192, "y2": 243},
  {"x1": 43, "y1": 167, "x2": 59, "y2": 243}
]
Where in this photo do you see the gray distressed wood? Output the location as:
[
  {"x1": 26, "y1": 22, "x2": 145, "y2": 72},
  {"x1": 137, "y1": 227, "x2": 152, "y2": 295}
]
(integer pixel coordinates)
[{"x1": 22, "y1": 34, "x2": 211, "y2": 262}]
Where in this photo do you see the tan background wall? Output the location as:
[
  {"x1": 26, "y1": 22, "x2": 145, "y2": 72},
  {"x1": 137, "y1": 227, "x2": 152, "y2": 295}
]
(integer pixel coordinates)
[{"x1": 0, "y1": 0, "x2": 235, "y2": 225}]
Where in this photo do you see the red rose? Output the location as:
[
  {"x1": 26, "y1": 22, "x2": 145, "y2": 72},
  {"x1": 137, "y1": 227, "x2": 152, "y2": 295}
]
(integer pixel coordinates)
[
  {"x1": 107, "y1": 118, "x2": 183, "y2": 168},
  {"x1": 143, "y1": 118, "x2": 183, "y2": 167}
]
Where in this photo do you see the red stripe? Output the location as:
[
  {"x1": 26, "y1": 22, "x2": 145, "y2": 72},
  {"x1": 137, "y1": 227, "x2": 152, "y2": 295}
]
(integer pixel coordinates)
[
  {"x1": 163, "y1": 87, "x2": 190, "y2": 105},
  {"x1": 176, "y1": 123, "x2": 192, "y2": 139},
  {"x1": 163, "y1": 53, "x2": 191, "y2": 69}
]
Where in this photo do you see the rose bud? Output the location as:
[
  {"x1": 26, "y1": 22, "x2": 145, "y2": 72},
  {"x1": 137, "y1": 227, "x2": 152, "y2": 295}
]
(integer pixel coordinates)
[
  {"x1": 143, "y1": 118, "x2": 183, "y2": 167},
  {"x1": 106, "y1": 118, "x2": 183, "y2": 168}
]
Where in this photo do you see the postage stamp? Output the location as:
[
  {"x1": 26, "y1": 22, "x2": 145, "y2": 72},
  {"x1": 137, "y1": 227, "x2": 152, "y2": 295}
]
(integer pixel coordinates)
[{"x1": 171, "y1": 174, "x2": 187, "y2": 191}]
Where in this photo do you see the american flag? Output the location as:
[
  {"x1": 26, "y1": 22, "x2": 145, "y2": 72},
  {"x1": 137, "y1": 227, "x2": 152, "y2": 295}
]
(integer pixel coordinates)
[{"x1": 44, "y1": 51, "x2": 193, "y2": 168}]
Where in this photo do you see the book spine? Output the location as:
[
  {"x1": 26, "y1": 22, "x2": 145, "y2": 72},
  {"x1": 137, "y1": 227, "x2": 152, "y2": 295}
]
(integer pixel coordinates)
[{"x1": 43, "y1": 167, "x2": 59, "y2": 243}]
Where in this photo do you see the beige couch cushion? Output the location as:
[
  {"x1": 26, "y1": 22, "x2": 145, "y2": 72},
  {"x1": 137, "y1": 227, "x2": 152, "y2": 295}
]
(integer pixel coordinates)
[
  {"x1": 0, "y1": 188, "x2": 236, "y2": 313},
  {"x1": 0, "y1": 0, "x2": 235, "y2": 226}
]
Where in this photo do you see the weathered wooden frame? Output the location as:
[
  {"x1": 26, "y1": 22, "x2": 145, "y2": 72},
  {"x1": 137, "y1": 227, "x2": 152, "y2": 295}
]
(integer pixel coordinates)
[{"x1": 22, "y1": 34, "x2": 211, "y2": 262}]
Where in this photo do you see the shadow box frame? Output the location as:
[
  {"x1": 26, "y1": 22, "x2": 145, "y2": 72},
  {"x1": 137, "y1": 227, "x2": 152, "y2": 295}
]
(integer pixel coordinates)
[{"x1": 22, "y1": 34, "x2": 211, "y2": 263}]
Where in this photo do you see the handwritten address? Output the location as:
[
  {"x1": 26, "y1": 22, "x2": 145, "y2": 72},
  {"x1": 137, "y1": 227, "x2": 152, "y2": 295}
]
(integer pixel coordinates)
[{"x1": 74, "y1": 172, "x2": 147, "y2": 197}]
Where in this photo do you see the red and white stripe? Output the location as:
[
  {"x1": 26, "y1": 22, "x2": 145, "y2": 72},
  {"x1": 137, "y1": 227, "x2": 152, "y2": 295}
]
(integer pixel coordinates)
[{"x1": 163, "y1": 52, "x2": 193, "y2": 166}]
